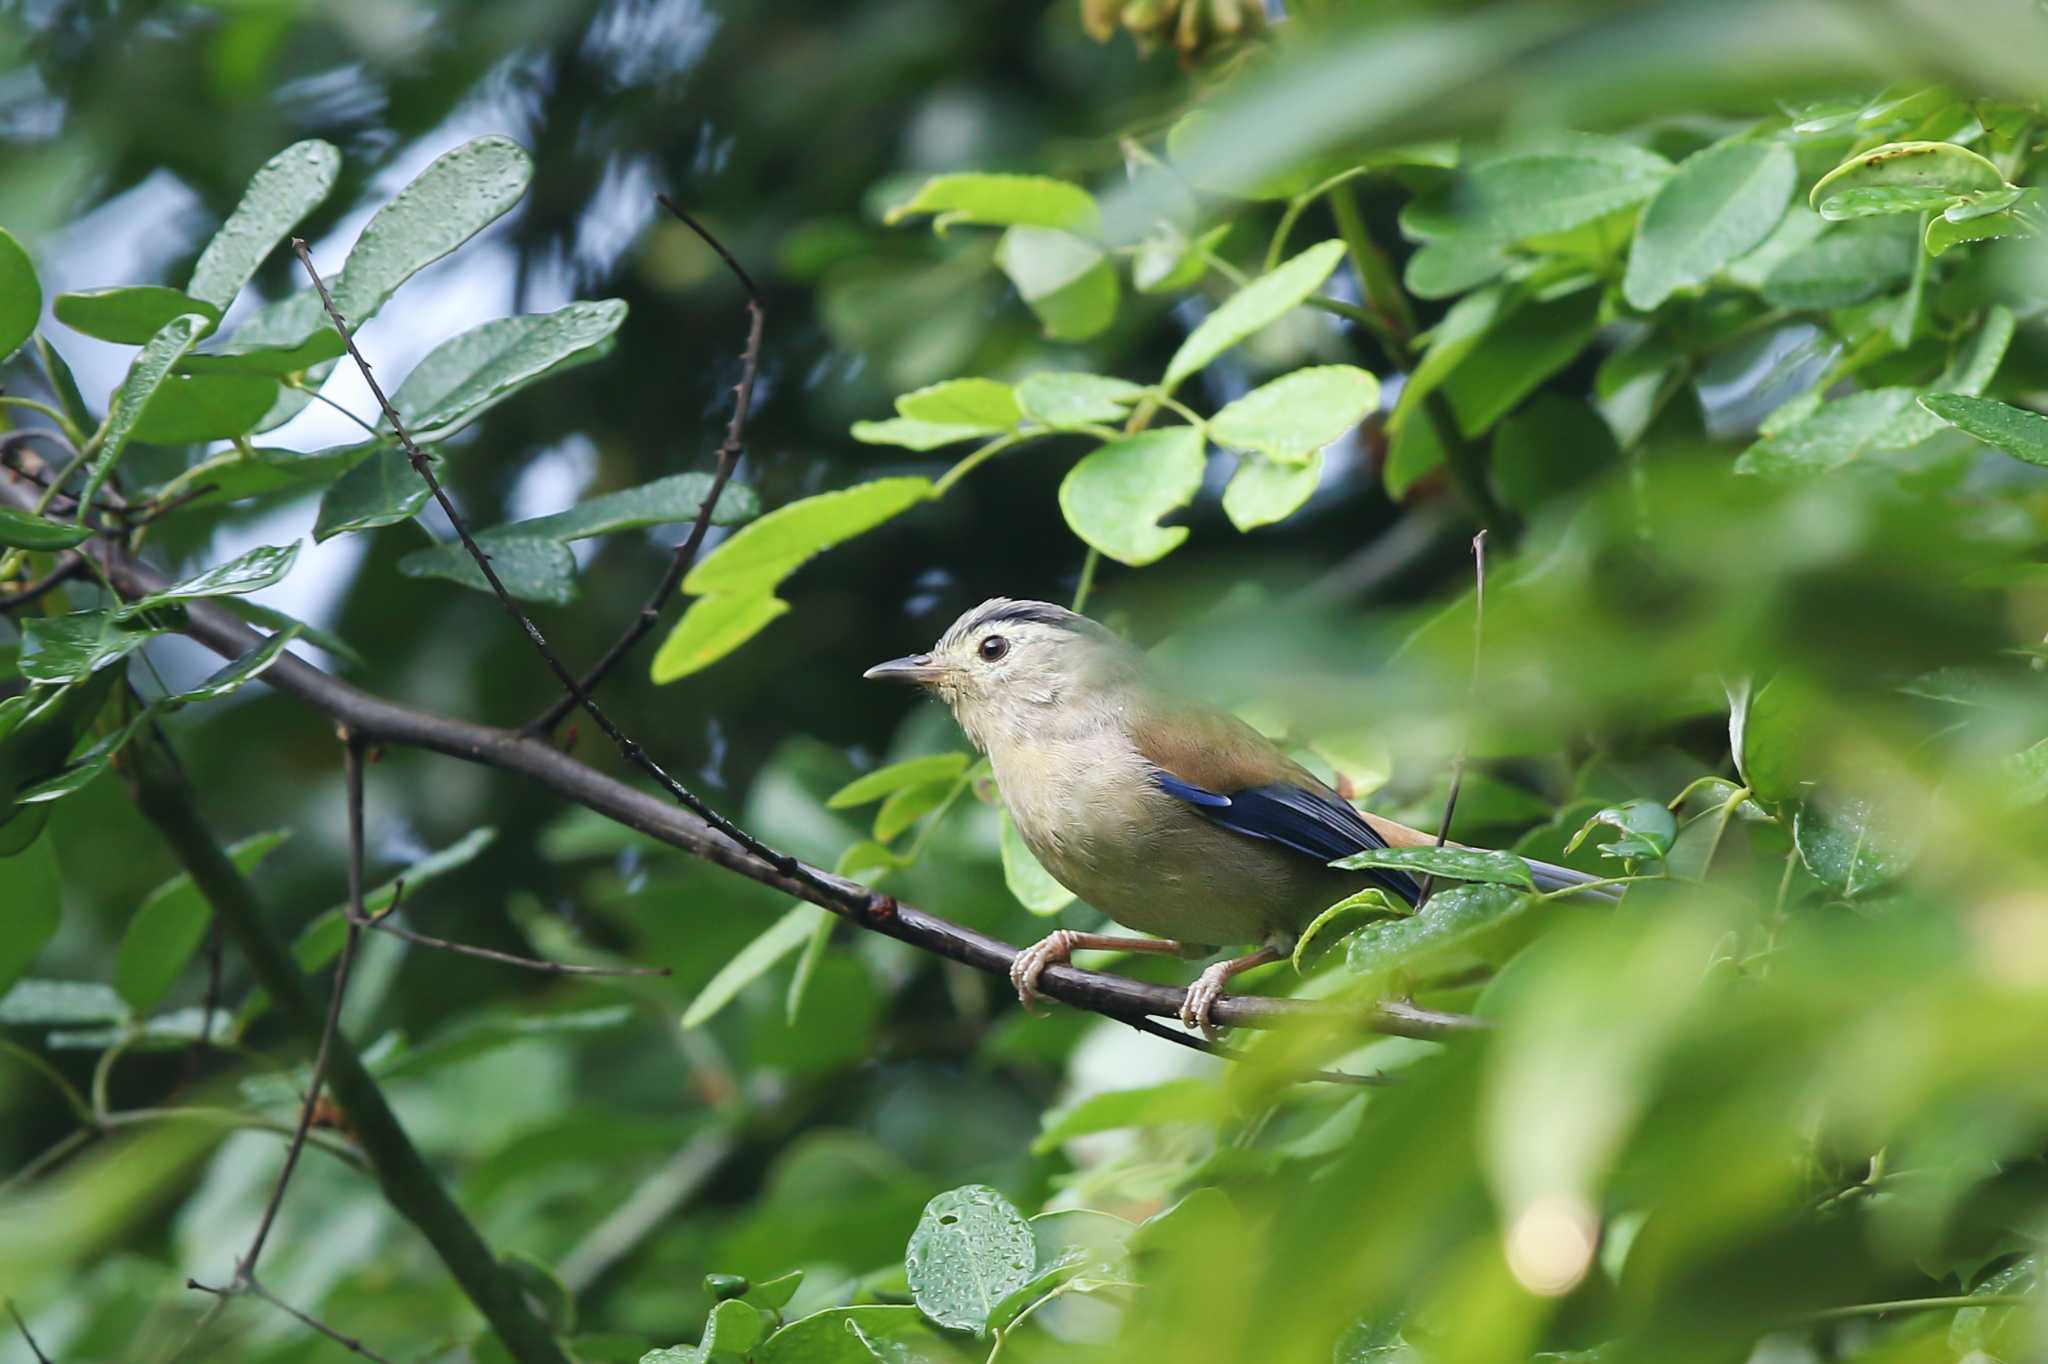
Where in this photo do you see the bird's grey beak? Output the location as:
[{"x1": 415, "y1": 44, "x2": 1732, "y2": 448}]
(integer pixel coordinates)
[{"x1": 863, "y1": 653, "x2": 943, "y2": 686}]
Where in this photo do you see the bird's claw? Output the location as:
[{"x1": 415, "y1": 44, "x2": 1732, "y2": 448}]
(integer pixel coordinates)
[
  {"x1": 1009, "y1": 930, "x2": 1076, "y2": 1017},
  {"x1": 1179, "y1": 961, "x2": 1234, "y2": 1040}
]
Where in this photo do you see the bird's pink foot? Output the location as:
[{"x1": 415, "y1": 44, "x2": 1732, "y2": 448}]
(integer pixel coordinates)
[
  {"x1": 1179, "y1": 960, "x2": 1237, "y2": 1039},
  {"x1": 1009, "y1": 930, "x2": 1079, "y2": 1016}
]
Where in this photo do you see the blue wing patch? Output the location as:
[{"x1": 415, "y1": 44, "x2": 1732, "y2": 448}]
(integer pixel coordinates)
[{"x1": 1152, "y1": 772, "x2": 1421, "y2": 906}]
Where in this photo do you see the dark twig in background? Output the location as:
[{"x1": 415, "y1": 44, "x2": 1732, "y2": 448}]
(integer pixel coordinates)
[
  {"x1": 1418, "y1": 529, "x2": 1487, "y2": 904},
  {"x1": 289, "y1": 238, "x2": 863, "y2": 919},
  {"x1": 7, "y1": 1300, "x2": 53, "y2": 1364},
  {"x1": 187, "y1": 1278, "x2": 396, "y2": 1364},
  {"x1": 0, "y1": 556, "x2": 82, "y2": 610},
  {"x1": 527, "y1": 197, "x2": 764, "y2": 737}
]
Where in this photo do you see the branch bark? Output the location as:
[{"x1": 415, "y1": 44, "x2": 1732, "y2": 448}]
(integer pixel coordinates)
[{"x1": 40, "y1": 490, "x2": 1473, "y2": 1042}]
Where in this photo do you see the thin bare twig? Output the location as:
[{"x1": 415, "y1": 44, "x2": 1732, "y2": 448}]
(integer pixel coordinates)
[
  {"x1": 0, "y1": 556, "x2": 83, "y2": 610},
  {"x1": 364, "y1": 905, "x2": 671, "y2": 978},
  {"x1": 235, "y1": 732, "x2": 367, "y2": 1279},
  {"x1": 526, "y1": 197, "x2": 764, "y2": 738},
  {"x1": 7, "y1": 1300, "x2": 53, "y2": 1364},
  {"x1": 1418, "y1": 529, "x2": 1487, "y2": 904},
  {"x1": 288, "y1": 238, "x2": 862, "y2": 918},
  {"x1": 187, "y1": 1279, "x2": 397, "y2": 1364}
]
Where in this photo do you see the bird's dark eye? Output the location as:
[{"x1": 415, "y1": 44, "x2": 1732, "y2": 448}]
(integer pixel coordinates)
[{"x1": 978, "y1": 634, "x2": 1009, "y2": 662}]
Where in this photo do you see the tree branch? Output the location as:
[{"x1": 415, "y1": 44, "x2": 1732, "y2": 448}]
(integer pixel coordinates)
[
  {"x1": 525, "y1": 197, "x2": 764, "y2": 737},
  {"x1": 37, "y1": 486, "x2": 1473, "y2": 1043},
  {"x1": 125, "y1": 736, "x2": 571, "y2": 1364}
]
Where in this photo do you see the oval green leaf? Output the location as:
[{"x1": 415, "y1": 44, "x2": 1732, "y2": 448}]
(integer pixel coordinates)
[
  {"x1": 313, "y1": 448, "x2": 430, "y2": 541},
  {"x1": 331, "y1": 136, "x2": 532, "y2": 324},
  {"x1": 650, "y1": 592, "x2": 792, "y2": 683},
  {"x1": 1057, "y1": 426, "x2": 1205, "y2": 567},
  {"x1": 387, "y1": 298, "x2": 627, "y2": 440},
  {"x1": 1329, "y1": 844, "x2": 1536, "y2": 890},
  {"x1": 0, "y1": 507, "x2": 91, "y2": 551},
  {"x1": 1014, "y1": 372, "x2": 1145, "y2": 429},
  {"x1": 1222, "y1": 450, "x2": 1323, "y2": 531},
  {"x1": 1918, "y1": 393, "x2": 2048, "y2": 468},
  {"x1": 115, "y1": 831, "x2": 287, "y2": 1010},
  {"x1": 1809, "y1": 140, "x2": 2007, "y2": 221},
  {"x1": 187, "y1": 139, "x2": 342, "y2": 309},
  {"x1": 0, "y1": 227, "x2": 40, "y2": 363},
  {"x1": 1210, "y1": 365, "x2": 1378, "y2": 461},
  {"x1": 683, "y1": 477, "x2": 931, "y2": 596},
  {"x1": 827, "y1": 752, "x2": 971, "y2": 809},
  {"x1": 886, "y1": 173, "x2": 1100, "y2": 235},
  {"x1": 999, "y1": 808, "x2": 1074, "y2": 915},
  {"x1": 129, "y1": 372, "x2": 281, "y2": 444},
  {"x1": 53, "y1": 286, "x2": 221, "y2": 345},
  {"x1": 83, "y1": 312, "x2": 213, "y2": 506},
  {"x1": 1622, "y1": 141, "x2": 1795, "y2": 310},
  {"x1": 893, "y1": 377, "x2": 1020, "y2": 431},
  {"x1": 905, "y1": 1184, "x2": 1036, "y2": 1335},
  {"x1": 1163, "y1": 240, "x2": 1345, "y2": 391}
]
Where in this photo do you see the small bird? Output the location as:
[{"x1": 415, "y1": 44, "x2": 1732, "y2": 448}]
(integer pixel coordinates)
[{"x1": 865, "y1": 598, "x2": 1613, "y2": 1034}]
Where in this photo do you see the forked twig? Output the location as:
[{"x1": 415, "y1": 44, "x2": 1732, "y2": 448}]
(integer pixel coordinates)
[
  {"x1": 526, "y1": 196, "x2": 764, "y2": 737},
  {"x1": 288, "y1": 238, "x2": 862, "y2": 918},
  {"x1": 1418, "y1": 529, "x2": 1487, "y2": 903},
  {"x1": 187, "y1": 1278, "x2": 396, "y2": 1364}
]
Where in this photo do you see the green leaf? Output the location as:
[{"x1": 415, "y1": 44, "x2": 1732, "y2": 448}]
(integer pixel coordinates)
[
  {"x1": 53, "y1": 286, "x2": 221, "y2": 344},
  {"x1": 1919, "y1": 393, "x2": 2048, "y2": 467},
  {"x1": 14, "y1": 710, "x2": 154, "y2": 804},
  {"x1": 904, "y1": 1184, "x2": 1036, "y2": 1335},
  {"x1": 1925, "y1": 189, "x2": 2040, "y2": 255},
  {"x1": 1493, "y1": 393, "x2": 1622, "y2": 513},
  {"x1": 0, "y1": 835, "x2": 62, "y2": 997},
  {"x1": 0, "y1": 979, "x2": 128, "y2": 1027},
  {"x1": 994, "y1": 227, "x2": 1118, "y2": 341},
  {"x1": 827, "y1": 752, "x2": 971, "y2": 809},
  {"x1": 462, "y1": 472, "x2": 758, "y2": 546},
  {"x1": 641, "y1": 1299, "x2": 766, "y2": 1364},
  {"x1": 1222, "y1": 451, "x2": 1323, "y2": 531},
  {"x1": 1163, "y1": 240, "x2": 1345, "y2": 391},
  {"x1": 893, "y1": 378, "x2": 1021, "y2": 431},
  {"x1": 115, "y1": 832, "x2": 286, "y2": 1011},
  {"x1": 754, "y1": 1307, "x2": 926, "y2": 1364},
  {"x1": 129, "y1": 372, "x2": 281, "y2": 444},
  {"x1": 1404, "y1": 238, "x2": 1511, "y2": 299},
  {"x1": 1759, "y1": 218, "x2": 1916, "y2": 309},
  {"x1": 84, "y1": 313, "x2": 213, "y2": 506},
  {"x1": 1734, "y1": 388, "x2": 1922, "y2": 477},
  {"x1": 217, "y1": 599, "x2": 365, "y2": 668},
  {"x1": 1622, "y1": 141, "x2": 1796, "y2": 310},
  {"x1": 386, "y1": 299, "x2": 627, "y2": 440},
  {"x1": 886, "y1": 173, "x2": 1100, "y2": 234},
  {"x1": 1292, "y1": 887, "x2": 1404, "y2": 972},
  {"x1": 683, "y1": 902, "x2": 824, "y2": 1029},
  {"x1": 999, "y1": 808, "x2": 1074, "y2": 915},
  {"x1": 1014, "y1": 372, "x2": 1145, "y2": 429},
  {"x1": 0, "y1": 227, "x2": 38, "y2": 362},
  {"x1": 1399, "y1": 134, "x2": 1671, "y2": 242},
  {"x1": 19, "y1": 611, "x2": 165, "y2": 684},
  {"x1": 119, "y1": 543, "x2": 300, "y2": 616},
  {"x1": 1736, "y1": 675, "x2": 1811, "y2": 805},
  {"x1": 1033, "y1": 1079, "x2": 1230, "y2": 1154},
  {"x1": 1793, "y1": 797, "x2": 1913, "y2": 899},
  {"x1": 683, "y1": 478, "x2": 932, "y2": 596},
  {"x1": 1387, "y1": 284, "x2": 1508, "y2": 435},
  {"x1": 175, "y1": 327, "x2": 346, "y2": 376},
  {"x1": 849, "y1": 417, "x2": 993, "y2": 451},
  {"x1": 166, "y1": 626, "x2": 302, "y2": 706},
  {"x1": 872, "y1": 779, "x2": 954, "y2": 842},
  {"x1": 1057, "y1": 426, "x2": 1205, "y2": 567},
  {"x1": 1442, "y1": 286, "x2": 1601, "y2": 437},
  {"x1": 377, "y1": 1005, "x2": 630, "y2": 1082},
  {"x1": 1809, "y1": 139, "x2": 2008, "y2": 221},
  {"x1": 1344, "y1": 882, "x2": 1530, "y2": 977},
  {"x1": 313, "y1": 448, "x2": 429, "y2": 540},
  {"x1": 1330, "y1": 844, "x2": 1535, "y2": 890},
  {"x1": 0, "y1": 507, "x2": 91, "y2": 551},
  {"x1": 331, "y1": 136, "x2": 532, "y2": 324},
  {"x1": 397, "y1": 535, "x2": 577, "y2": 605},
  {"x1": 1209, "y1": 365, "x2": 1379, "y2": 461},
  {"x1": 648, "y1": 592, "x2": 792, "y2": 683},
  {"x1": 187, "y1": 139, "x2": 342, "y2": 309},
  {"x1": 1563, "y1": 800, "x2": 1675, "y2": 862},
  {"x1": 785, "y1": 906, "x2": 835, "y2": 1026}
]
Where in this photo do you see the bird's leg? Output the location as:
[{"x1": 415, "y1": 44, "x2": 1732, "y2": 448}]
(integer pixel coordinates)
[
  {"x1": 1180, "y1": 944, "x2": 1286, "y2": 1038},
  {"x1": 1009, "y1": 931, "x2": 1193, "y2": 1016}
]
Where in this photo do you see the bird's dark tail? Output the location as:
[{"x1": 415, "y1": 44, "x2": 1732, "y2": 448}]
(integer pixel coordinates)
[{"x1": 1523, "y1": 856, "x2": 1623, "y2": 902}]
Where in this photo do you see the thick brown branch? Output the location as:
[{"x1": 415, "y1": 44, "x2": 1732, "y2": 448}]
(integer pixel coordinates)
[
  {"x1": 526, "y1": 197, "x2": 764, "y2": 737},
  {"x1": 50, "y1": 497, "x2": 1474, "y2": 1044}
]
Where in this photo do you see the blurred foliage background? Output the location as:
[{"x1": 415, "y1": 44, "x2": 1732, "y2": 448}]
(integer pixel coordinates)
[{"x1": 5, "y1": 1, "x2": 2048, "y2": 1362}]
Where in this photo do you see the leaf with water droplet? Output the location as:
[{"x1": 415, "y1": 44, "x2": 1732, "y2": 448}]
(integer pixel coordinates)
[{"x1": 904, "y1": 1184, "x2": 1036, "y2": 1335}]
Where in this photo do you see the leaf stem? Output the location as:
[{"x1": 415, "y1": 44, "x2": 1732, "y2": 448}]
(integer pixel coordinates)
[{"x1": 934, "y1": 434, "x2": 1025, "y2": 497}]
